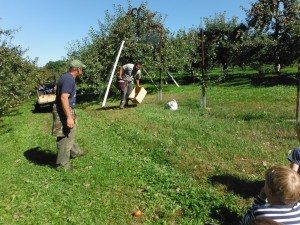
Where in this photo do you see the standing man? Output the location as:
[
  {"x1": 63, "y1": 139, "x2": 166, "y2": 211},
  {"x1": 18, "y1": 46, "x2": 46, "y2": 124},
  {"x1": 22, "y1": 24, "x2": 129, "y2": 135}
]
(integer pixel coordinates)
[
  {"x1": 117, "y1": 61, "x2": 142, "y2": 109},
  {"x1": 52, "y1": 59, "x2": 86, "y2": 170}
]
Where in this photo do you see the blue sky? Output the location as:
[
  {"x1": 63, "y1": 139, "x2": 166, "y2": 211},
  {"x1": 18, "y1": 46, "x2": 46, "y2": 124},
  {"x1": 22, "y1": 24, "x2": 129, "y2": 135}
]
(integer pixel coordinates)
[{"x1": 1, "y1": 0, "x2": 252, "y2": 67}]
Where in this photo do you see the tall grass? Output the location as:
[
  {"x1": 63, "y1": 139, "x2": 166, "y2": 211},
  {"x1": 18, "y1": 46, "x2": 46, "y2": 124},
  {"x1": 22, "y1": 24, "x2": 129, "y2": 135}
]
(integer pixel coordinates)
[{"x1": 0, "y1": 81, "x2": 298, "y2": 224}]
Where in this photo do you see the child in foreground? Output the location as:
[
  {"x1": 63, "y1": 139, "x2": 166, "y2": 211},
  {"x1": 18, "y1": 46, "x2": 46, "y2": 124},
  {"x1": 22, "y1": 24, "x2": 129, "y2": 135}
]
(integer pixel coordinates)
[{"x1": 241, "y1": 166, "x2": 300, "y2": 225}]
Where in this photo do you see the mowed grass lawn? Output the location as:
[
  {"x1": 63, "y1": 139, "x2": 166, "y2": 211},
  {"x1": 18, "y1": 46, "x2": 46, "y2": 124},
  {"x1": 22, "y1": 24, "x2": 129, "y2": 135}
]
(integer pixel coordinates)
[{"x1": 0, "y1": 81, "x2": 298, "y2": 224}]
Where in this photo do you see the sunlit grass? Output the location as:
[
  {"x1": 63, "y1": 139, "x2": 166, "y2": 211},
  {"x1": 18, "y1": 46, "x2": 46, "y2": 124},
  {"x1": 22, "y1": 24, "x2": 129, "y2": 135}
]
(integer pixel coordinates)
[{"x1": 0, "y1": 80, "x2": 298, "y2": 224}]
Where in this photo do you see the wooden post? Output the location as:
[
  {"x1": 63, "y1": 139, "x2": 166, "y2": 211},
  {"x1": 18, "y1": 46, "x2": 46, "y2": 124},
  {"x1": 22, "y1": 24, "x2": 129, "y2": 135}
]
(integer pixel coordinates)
[
  {"x1": 158, "y1": 29, "x2": 163, "y2": 101},
  {"x1": 201, "y1": 84, "x2": 206, "y2": 108},
  {"x1": 167, "y1": 71, "x2": 180, "y2": 87},
  {"x1": 200, "y1": 27, "x2": 206, "y2": 108},
  {"x1": 101, "y1": 41, "x2": 125, "y2": 108}
]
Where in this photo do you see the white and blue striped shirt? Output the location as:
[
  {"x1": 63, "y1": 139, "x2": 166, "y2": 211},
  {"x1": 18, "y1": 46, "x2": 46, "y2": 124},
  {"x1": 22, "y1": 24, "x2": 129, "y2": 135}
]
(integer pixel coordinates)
[{"x1": 241, "y1": 195, "x2": 300, "y2": 225}]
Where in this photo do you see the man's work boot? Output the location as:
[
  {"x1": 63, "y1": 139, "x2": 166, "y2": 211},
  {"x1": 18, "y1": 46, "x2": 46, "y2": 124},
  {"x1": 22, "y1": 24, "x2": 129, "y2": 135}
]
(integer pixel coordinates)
[
  {"x1": 125, "y1": 100, "x2": 129, "y2": 107},
  {"x1": 71, "y1": 151, "x2": 87, "y2": 159},
  {"x1": 56, "y1": 163, "x2": 73, "y2": 171},
  {"x1": 119, "y1": 101, "x2": 125, "y2": 109}
]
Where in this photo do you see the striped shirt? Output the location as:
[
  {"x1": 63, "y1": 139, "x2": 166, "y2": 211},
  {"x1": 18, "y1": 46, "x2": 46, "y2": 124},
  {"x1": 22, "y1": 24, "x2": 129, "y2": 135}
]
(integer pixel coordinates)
[{"x1": 241, "y1": 195, "x2": 300, "y2": 225}]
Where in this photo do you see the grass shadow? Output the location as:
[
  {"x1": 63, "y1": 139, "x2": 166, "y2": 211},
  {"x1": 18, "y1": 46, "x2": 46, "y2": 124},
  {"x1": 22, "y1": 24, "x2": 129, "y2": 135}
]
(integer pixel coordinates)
[
  {"x1": 24, "y1": 147, "x2": 56, "y2": 168},
  {"x1": 31, "y1": 104, "x2": 53, "y2": 114},
  {"x1": 0, "y1": 123, "x2": 12, "y2": 135},
  {"x1": 209, "y1": 174, "x2": 264, "y2": 198},
  {"x1": 76, "y1": 93, "x2": 100, "y2": 104},
  {"x1": 221, "y1": 76, "x2": 251, "y2": 87},
  {"x1": 5, "y1": 108, "x2": 22, "y2": 117},
  {"x1": 220, "y1": 73, "x2": 296, "y2": 87},
  {"x1": 208, "y1": 205, "x2": 241, "y2": 225},
  {"x1": 99, "y1": 104, "x2": 137, "y2": 111},
  {"x1": 124, "y1": 104, "x2": 138, "y2": 109},
  {"x1": 238, "y1": 112, "x2": 268, "y2": 121},
  {"x1": 98, "y1": 105, "x2": 121, "y2": 111},
  {"x1": 250, "y1": 74, "x2": 296, "y2": 87}
]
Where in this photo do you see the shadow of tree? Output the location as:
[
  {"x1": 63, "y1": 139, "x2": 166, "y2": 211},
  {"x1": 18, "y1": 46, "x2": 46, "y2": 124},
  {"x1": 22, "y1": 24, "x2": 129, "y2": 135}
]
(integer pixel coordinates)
[
  {"x1": 209, "y1": 174, "x2": 264, "y2": 198},
  {"x1": 168, "y1": 72, "x2": 297, "y2": 88},
  {"x1": 208, "y1": 205, "x2": 241, "y2": 225},
  {"x1": 250, "y1": 74, "x2": 296, "y2": 87},
  {"x1": 24, "y1": 147, "x2": 56, "y2": 168},
  {"x1": 220, "y1": 73, "x2": 296, "y2": 87}
]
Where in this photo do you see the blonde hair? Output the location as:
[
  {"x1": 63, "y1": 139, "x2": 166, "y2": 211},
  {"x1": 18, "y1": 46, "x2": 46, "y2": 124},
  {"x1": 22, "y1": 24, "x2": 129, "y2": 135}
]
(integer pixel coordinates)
[{"x1": 265, "y1": 166, "x2": 300, "y2": 204}]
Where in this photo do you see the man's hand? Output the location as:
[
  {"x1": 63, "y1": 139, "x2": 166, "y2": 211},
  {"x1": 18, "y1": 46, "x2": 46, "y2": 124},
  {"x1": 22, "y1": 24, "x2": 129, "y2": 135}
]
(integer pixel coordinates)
[
  {"x1": 136, "y1": 79, "x2": 141, "y2": 88},
  {"x1": 118, "y1": 66, "x2": 124, "y2": 80},
  {"x1": 61, "y1": 93, "x2": 74, "y2": 129},
  {"x1": 67, "y1": 116, "x2": 74, "y2": 129}
]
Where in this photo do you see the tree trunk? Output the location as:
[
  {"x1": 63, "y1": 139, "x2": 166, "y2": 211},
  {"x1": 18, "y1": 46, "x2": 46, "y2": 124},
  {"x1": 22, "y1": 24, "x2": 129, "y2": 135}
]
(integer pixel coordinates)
[
  {"x1": 200, "y1": 84, "x2": 206, "y2": 108},
  {"x1": 158, "y1": 67, "x2": 163, "y2": 101}
]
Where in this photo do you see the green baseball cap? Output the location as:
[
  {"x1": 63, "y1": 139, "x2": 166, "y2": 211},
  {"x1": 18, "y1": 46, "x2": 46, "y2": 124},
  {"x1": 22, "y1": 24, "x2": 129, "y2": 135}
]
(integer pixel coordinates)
[{"x1": 69, "y1": 59, "x2": 86, "y2": 68}]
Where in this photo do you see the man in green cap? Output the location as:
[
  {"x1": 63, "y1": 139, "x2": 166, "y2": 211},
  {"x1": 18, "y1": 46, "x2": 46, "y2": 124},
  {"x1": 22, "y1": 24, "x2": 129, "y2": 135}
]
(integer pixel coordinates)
[{"x1": 52, "y1": 59, "x2": 86, "y2": 170}]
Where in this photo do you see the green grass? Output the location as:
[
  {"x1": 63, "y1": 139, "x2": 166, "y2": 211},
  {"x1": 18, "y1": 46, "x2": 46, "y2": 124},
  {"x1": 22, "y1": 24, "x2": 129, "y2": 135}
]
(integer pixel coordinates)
[{"x1": 0, "y1": 80, "x2": 298, "y2": 224}]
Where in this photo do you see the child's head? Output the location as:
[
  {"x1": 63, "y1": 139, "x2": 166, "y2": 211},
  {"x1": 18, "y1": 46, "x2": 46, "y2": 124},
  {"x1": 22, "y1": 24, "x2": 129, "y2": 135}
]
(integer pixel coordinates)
[
  {"x1": 295, "y1": 122, "x2": 300, "y2": 141},
  {"x1": 264, "y1": 165, "x2": 300, "y2": 204}
]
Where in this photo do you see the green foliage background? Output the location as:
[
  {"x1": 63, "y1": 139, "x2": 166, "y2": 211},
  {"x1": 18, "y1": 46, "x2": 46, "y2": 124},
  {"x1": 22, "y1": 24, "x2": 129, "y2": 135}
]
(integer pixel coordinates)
[
  {"x1": 0, "y1": 0, "x2": 299, "y2": 113},
  {"x1": 0, "y1": 31, "x2": 40, "y2": 115}
]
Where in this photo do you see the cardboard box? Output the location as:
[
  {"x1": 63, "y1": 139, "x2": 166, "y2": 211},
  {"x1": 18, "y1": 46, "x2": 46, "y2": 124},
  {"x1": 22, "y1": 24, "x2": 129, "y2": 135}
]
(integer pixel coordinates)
[{"x1": 129, "y1": 86, "x2": 147, "y2": 104}]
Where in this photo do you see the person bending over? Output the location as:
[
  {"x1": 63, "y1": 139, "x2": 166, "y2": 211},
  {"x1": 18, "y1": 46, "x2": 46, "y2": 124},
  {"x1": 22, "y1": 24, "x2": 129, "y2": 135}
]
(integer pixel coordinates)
[{"x1": 117, "y1": 61, "x2": 142, "y2": 109}]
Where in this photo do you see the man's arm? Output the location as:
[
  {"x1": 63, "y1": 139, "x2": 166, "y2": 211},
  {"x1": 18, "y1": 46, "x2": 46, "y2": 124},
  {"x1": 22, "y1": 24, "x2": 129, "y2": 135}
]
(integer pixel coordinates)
[
  {"x1": 118, "y1": 66, "x2": 124, "y2": 80},
  {"x1": 291, "y1": 163, "x2": 300, "y2": 172},
  {"x1": 135, "y1": 70, "x2": 141, "y2": 87},
  {"x1": 61, "y1": 93, "x2": 74, "y2": 129},
  {"x1": 136, "y1": 79, "x2": 140, "y2": 87},
  {"x1": 241, "y1": 188, "x2": 267, "y2": 225}
]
